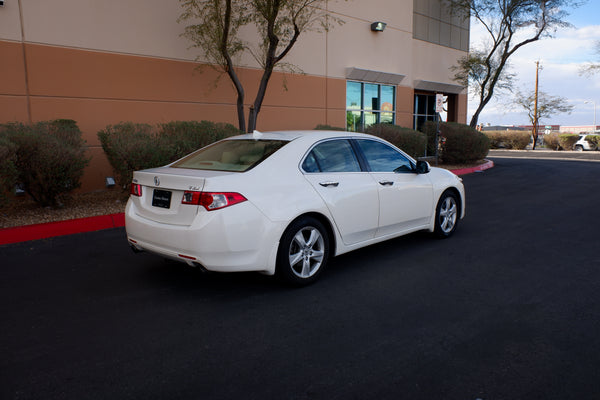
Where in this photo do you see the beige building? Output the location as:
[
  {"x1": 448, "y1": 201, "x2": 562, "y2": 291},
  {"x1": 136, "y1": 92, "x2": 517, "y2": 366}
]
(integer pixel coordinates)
[{"x1": 0, "y1": 0, "x2": 469, "y2": 191}]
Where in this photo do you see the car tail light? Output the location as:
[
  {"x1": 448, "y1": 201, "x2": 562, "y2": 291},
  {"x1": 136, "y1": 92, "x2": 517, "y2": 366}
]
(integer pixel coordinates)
[
  {"x1": 182, "y1": 191, "x2": 247, "y2": 211},
  {"x1": 182, "y1": 191, "x2": 201, "y2": 205},
  {"x1": 130, "y1": 183, "x2": 142, "y2": 197}
]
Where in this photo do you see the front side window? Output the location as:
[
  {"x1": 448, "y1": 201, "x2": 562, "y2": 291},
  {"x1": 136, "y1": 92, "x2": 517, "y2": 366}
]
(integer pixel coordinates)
[
  {"x1": 171, "y1": 139, "x2": 288, "y2": 172},
  {"x1": 302, "y1": 140, "x2": 361, "y2": 173},
  {"x1": 346, "y1": 81, "x2": 396, "y2": 132},
  {"x1": 356, "y1": 139, "x2": 413, "y2": 173}
]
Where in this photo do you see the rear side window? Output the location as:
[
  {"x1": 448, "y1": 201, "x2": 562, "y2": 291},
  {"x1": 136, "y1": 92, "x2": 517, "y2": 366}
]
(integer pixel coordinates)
[
  {"x1": 171, "y1": 139, "x2": 288, "y2": 172},
  {"x1": 302, "y1": 140, "x2": 361, "y2": 173}
]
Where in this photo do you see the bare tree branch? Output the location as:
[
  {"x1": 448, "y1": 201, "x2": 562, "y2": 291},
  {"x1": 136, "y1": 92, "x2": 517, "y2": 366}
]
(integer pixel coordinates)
[
  {"x1": 449, "y1": 0, "x2": 580, "y2": 128},
  {"x1": 179, "y1": 0, "x2": 341, "y2": 132}
]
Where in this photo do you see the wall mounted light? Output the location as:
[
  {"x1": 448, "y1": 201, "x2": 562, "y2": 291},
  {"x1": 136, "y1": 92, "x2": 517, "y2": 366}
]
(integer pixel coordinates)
[
  {"x1": 371, "y1": 22, "x2": 387, "y2": 32},
  {"x1": 15, "y1": 184, "x2": 25, "y2": 196}
]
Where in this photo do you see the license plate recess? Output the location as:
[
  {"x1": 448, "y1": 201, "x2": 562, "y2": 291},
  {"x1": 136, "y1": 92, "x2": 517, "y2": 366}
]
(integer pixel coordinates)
[{"x1": 152, "y1": 189, "x2": 172, "y2": 209}]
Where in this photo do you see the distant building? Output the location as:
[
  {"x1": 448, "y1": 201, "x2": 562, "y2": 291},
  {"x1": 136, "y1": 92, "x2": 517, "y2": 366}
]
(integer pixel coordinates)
[
  {"x1": 1, "y1": 0, "x2": 469, "y2": 191},
  {"x1": 559, "y1": 126, "x2": 600, "y2": 134},
  {"x1": 481, "y1": 125, "x2": 528, "y2": 131}
]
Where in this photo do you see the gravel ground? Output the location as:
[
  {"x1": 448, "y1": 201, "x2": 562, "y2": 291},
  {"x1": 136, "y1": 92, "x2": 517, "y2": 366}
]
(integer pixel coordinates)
[
  {"x1": 0, "y1": 161, "x2": 482, "y2": 229},
  {"x1": 0, "y1": 190, "x2": 128, "y2": 229}
]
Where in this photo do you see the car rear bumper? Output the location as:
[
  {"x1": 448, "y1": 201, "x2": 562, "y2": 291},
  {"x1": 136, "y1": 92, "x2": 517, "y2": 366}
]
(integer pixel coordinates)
[{"x1": 125, "y1": 200, "x2": 284, "y2": 275}]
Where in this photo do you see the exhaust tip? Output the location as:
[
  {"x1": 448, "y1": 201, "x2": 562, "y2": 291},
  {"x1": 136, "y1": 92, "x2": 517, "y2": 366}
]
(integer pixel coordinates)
[
  {"x1": 130, "y1": 244, "x2": 143, "y2": 254},
  {"x1": 191, "y1": 262, "x2": 209, "y2": 273}
]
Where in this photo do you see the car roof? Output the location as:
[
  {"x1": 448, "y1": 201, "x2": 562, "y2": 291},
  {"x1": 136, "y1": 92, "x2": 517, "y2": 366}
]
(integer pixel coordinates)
[{"x1": 229, "y1": 130, "x2": 368, "y2": 142}]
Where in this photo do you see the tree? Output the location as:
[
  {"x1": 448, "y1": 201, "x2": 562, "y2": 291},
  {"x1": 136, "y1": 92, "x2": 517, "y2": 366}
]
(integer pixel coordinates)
[
  {"x1": 579, "y1": 40, "x2": 600, "y2": 76},
  {"x1": 449, "y1": 0, "x2": 580, "y2": 129},
  {"x1": 514, "y1": 89, "x2": 574, "y2": 148},
  {"x1": 179, "y1": 0, "x2": 339, "y2": 132}
]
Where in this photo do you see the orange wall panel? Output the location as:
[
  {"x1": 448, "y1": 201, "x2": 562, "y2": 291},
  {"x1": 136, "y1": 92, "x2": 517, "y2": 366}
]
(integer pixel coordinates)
[
  {"x1": 326, "y1": 78, "x2": 346, "y2": 110},
  {"x1": 0, "y1": 41, "x2": 28, "y2": 96},
  {"x1": 29, "y1": 97, "x2": 240, "y2": 145},
  {"x1": 81, "y1": 147, "x2": 114, "y2": 192},
  {"x1": 255, "y1": 107, "x2": 327, "y2": 131},
  {"x1": 0, "y1": 96, "x2": 29, "y2": 123},
  {"x1": 5, "y1": 43, "x2": 461, "y2": 191},
  {"x1": 325, "y1": 109, "x2": 347, "y2": 129},
  {"x1": 25, "y1": 44, "x2": 238, "y2": 103}
]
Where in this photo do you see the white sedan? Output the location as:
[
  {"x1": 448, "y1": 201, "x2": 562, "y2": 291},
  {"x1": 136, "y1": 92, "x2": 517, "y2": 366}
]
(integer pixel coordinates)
[{"x1": 126, "y1": 130, "x2": 465, "y2": 285}]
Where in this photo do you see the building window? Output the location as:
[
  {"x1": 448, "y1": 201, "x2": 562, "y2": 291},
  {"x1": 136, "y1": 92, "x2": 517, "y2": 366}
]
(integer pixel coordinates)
[
  {"x1": 413, "y1": 93, "x2": 437, "y2": 131},
  {"x1": 413, "y1": 0, "x2": 469, "y2": 51},
  {"x1": 346, "y1": 81, "x2": 395, "y2": 132}
]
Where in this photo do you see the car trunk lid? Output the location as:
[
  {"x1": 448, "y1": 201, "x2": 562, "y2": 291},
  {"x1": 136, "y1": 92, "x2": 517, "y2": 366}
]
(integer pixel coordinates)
[{"x1": 130, "y1": 168, "x2": 208, "y2": 226}]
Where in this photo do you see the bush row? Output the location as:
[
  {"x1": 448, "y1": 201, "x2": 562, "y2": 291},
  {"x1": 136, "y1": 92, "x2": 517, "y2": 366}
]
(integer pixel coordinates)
[
  {"x1": 484, "y1": 130, "x2": 531, "y2": 150},
  {"x1": 364, "y1": 124, "x2": 426, "y2": 159},
  {"x1": 421, "y1": 121, "x2": 490, "y2": 164},
  {"x1": 98, "y1": 121, "x2": 241, "y2": 187},
  {"x1": 586, "y1": 135, "x2": 600, "y2": 149},
  {"x1": 542, "y1": 133, "x2": 579, "y2": 151},
  {"x1": 0, "y1": 120, "x2": 89, "y2": 207},
  {"x1": 0, "y1": 120, "x2": 240, "y2": 207},
  {"x1": 1, "y1": 118, "x2": 490, "y2": 208},
  {"x1": 315, "y1": 122, "x2": 490, "y2": 164}
]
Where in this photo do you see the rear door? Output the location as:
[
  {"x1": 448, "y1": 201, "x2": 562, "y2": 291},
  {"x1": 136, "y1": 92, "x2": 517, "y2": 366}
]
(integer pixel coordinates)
[{"x1": 301, "y1": 139, "x2": 379, "y2": 245}]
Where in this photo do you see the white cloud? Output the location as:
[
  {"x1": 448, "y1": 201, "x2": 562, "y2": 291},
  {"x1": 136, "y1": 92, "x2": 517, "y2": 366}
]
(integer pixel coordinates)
[{"x1": 467, "y1": 20, "x2": 600, "y2": 127}]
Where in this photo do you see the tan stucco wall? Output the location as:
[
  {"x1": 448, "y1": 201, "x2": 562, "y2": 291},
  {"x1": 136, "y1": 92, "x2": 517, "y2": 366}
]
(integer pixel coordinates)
[{"x1": 0, "y1": 0, "x2": 468, "y2": 191}]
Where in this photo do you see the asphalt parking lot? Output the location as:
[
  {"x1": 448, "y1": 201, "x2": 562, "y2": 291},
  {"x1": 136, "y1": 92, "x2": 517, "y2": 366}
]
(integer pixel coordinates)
[{"x1": 1, "y1": 157, "x2": 599, "y2": 400}]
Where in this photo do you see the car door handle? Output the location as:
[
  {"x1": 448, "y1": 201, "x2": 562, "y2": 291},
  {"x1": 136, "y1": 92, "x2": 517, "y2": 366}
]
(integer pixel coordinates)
[
  {"x1": 319, "y1": 181, "x2": 339, "y2": 187},
  {"x1": 379, "y1": 181, "x2": 394, "y2": 186}
]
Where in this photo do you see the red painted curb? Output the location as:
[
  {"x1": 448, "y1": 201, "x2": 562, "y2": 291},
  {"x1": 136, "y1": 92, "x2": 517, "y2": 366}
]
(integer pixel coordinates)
[
  {"x1": 0, "y1": 213, "x2": 125, "y2": 245},
  {"x1": 450, "y1": 159, "x2": 494, "y2": 176}
]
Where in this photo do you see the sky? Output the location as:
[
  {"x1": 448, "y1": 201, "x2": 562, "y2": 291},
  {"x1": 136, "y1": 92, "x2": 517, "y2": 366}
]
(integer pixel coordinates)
[{"x1": 466, "y1": 0, "x2": 600, "y2": 128}]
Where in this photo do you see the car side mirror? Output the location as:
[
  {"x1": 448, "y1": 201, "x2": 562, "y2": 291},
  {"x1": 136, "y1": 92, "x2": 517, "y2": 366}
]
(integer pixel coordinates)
[{"x1": 416, "y1": 160, "x2": 430, "y2": 174}]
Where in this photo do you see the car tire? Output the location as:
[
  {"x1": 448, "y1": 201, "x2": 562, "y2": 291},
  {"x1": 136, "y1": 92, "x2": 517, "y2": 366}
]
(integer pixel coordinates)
[
  {"x1": 575, "y1": 145, "x2": 583, "y2": 152},
  {"x1": 276, "y1": 216, "x2": 330, "y2": 286},
  {"x1": 434, "y1": 191, "x2": 459, "y2": 238}
]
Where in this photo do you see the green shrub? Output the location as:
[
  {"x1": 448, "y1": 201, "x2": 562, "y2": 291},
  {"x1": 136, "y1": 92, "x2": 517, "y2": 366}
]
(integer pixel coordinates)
[
  {"x1": 559, "y1": 134, "x2": 579, "y2": 151},
  {"x1": 0, "y1": 134, "x2": 18, "y2": 206},
  {"x1": 159, "y1": 121, "x2": 240, "y2": 159},
  {"x1": 98, "y1": 123, "x2": 174, "y2": 188},
  {"x1": 314, "y1": 124, "x2": 347, "y2": 131},
  {"x1": 1, "y1": 120, "x2": 90, "y2": 207},
  {"x1": 419, "y1": 121, "x2": 439, "y2": 156},
  {"x1": 438, "y1": 122, "x2": 489, "y2": 164},
  {"x1": 543, "y1": 132, "x2": 562, "y2": 150},
  {"x1": 484, "y1": 130, "x2": 531, "y2": 150},
  {"x1": 584, "y1": 135, "x2": 600, "y2": 149},
  {"x1": 484, "y1": 131, "x2": 503, "y2": 149},
  {"x1": 98, "y1": 121, "x2": 241, "y2": 187},
  {"x1": 365, "y1": 124, "x2": 427, "y2": 159}
]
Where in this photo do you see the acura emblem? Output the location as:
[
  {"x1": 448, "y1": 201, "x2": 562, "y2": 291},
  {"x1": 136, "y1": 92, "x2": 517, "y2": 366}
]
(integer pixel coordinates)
[{"x1": 154, "y1": 176, "x2": 160, "y2": 186}]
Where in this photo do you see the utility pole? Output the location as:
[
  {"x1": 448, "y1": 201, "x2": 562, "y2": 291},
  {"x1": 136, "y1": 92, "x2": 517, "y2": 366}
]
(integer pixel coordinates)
[{"x1": 533, "y1": 60, "x2": 541, "y2": 150}]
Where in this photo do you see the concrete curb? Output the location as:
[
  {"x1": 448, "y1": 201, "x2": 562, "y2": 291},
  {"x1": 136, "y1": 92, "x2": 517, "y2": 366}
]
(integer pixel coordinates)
[{"x1": 0, "y1": 162, "x2": 494, "y2": 245}]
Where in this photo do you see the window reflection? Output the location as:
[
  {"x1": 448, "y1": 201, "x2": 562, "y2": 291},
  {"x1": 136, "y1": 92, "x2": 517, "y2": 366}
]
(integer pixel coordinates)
[
  {"x1": 346, "y1": 81, "x2": 396, "y2": 132},
  {"x1": 356, "y1": 140, "x2": 412, "y2": 173},
  {"x1": 346, "y1": 81, "x2": 362, "y2": 109},
  {"x1": 302, "y1": 140, "x2": 361, "y2": 173}
]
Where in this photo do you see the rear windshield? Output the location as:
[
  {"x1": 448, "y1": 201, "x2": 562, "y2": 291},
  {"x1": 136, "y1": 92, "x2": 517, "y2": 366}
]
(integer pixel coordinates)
[{"x1": 170, "y1": 139, "x2": 289, "y2": 172}]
